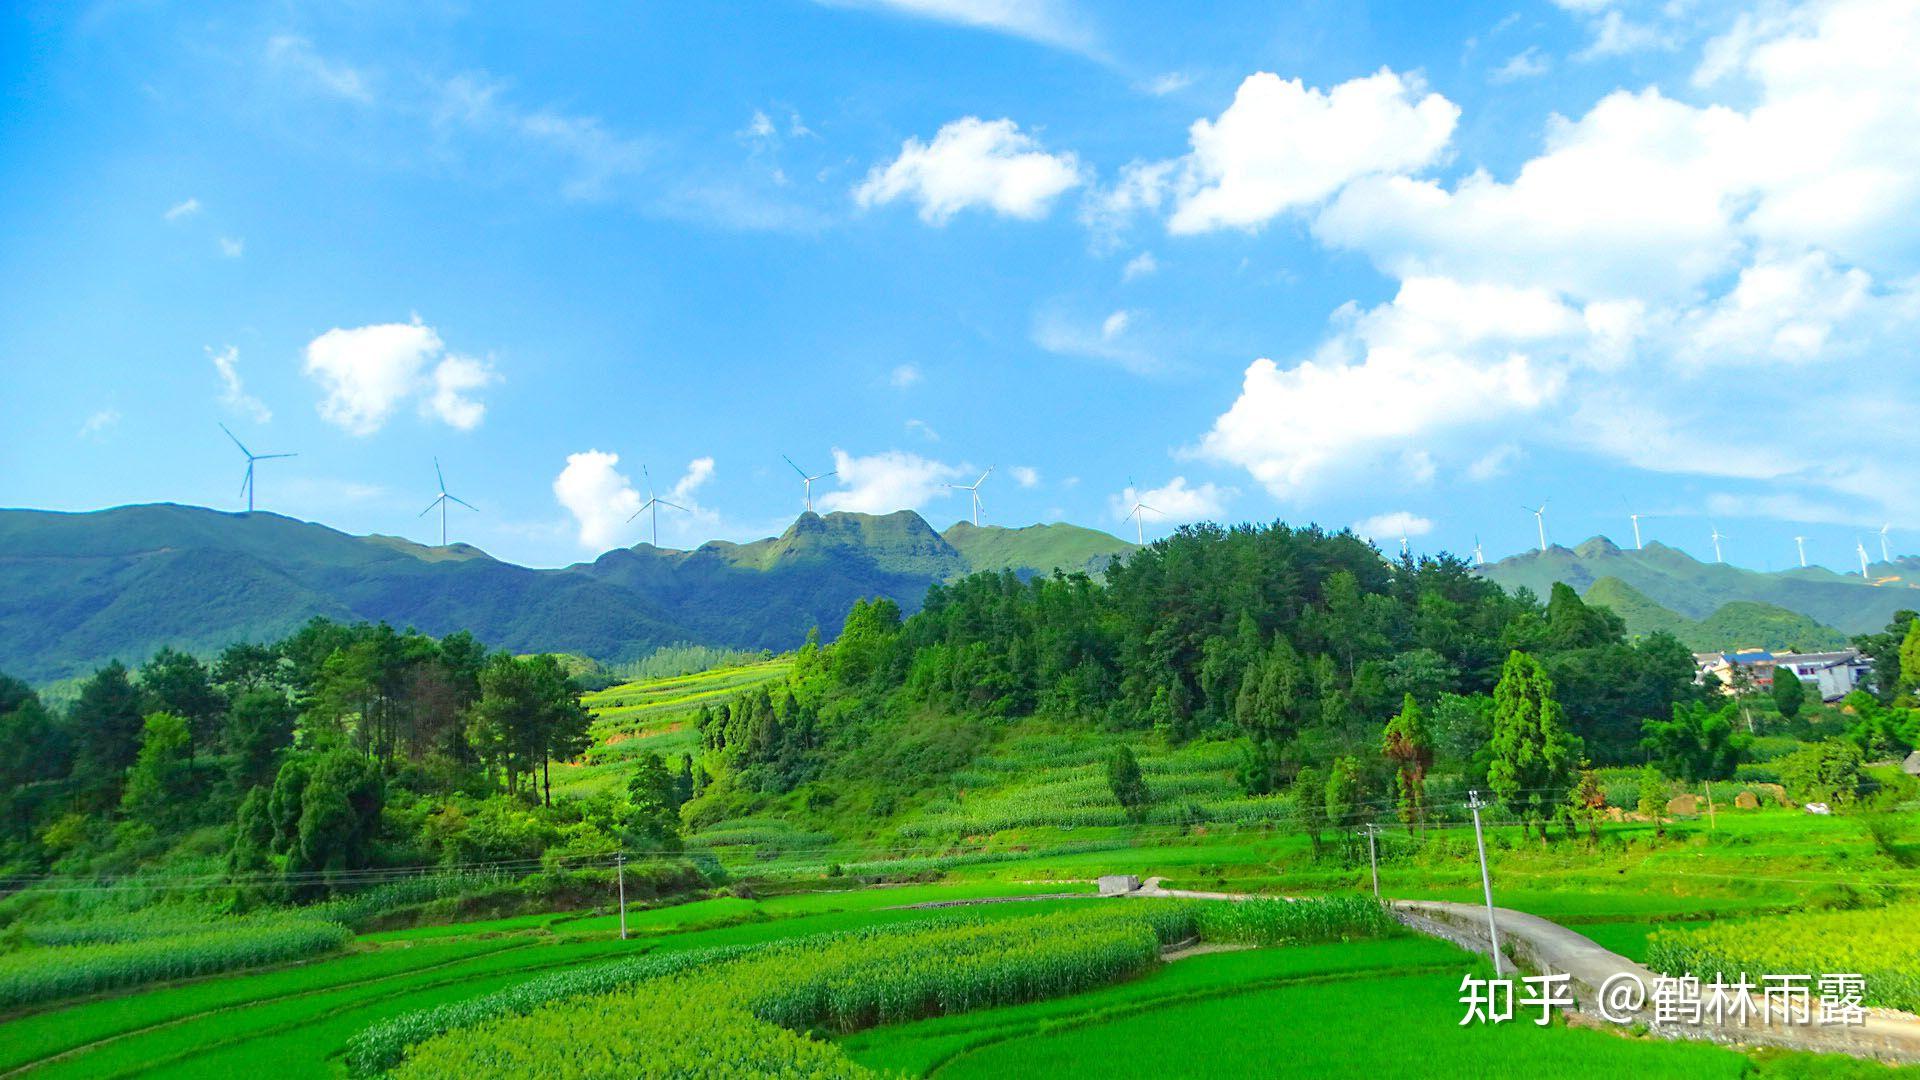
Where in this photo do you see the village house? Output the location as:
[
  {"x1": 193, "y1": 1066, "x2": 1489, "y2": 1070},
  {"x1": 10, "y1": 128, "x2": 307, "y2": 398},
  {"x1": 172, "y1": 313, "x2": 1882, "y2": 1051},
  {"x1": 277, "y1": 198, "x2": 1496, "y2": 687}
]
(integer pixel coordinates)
[{"x1": 1693, "y1": 648, "x2": 1875, "y2": 702}]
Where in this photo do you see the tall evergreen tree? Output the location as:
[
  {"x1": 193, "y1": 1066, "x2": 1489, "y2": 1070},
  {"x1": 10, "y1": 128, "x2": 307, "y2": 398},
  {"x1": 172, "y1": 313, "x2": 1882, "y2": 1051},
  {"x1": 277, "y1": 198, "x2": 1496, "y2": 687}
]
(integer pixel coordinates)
[
  {"x1": 68, "y1": 661, "x2": 147, "y2": 806},
  {"x1": 1381, "y1": 693, "x2": 1432, "y2": 832},
  {"x1": 1488, "y1": 650, "x2": 1580, "y2": 837}
]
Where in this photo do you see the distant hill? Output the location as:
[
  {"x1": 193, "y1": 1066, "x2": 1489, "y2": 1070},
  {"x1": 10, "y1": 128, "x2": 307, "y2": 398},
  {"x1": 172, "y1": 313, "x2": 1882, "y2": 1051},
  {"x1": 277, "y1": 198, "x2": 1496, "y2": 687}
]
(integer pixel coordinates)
[
  {"x1": 0, "y1": 504, "x2": 1133, "y2": 685},
  {"x1": 1582, "y1": 577, "x2": 1850, "y2": 652},
  {"x1": 1482, "y1": 536, "x2": 1917, "y2": 641}
]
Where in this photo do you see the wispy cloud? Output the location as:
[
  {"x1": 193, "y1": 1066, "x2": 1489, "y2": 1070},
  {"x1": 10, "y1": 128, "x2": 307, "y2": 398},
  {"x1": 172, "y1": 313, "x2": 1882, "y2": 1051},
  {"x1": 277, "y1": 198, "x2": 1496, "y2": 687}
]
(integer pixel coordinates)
[
  {"x1": 816, "y1": 0, "x2": 1103, "y2": 58},
  {"x1": 218, "y1": 236, "x2": 245, "y2": 258},
  {"x1": 164, "y1": 197, "x2": 201, "y2": 222},
  {"x1": 78, "y1": 409, "x2": 120, "y2": 438},
  {"x1": 208, "y1": 345, "x2": 272, "y2": 423},
  {"x1": 266, "y1": 34, "x2": 373, "y2": 103}
]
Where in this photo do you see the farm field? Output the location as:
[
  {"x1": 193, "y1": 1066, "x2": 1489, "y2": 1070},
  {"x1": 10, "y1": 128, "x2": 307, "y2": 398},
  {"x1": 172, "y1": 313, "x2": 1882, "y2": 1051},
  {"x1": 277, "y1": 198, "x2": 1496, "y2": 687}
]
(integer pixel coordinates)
[{"x1": 553, "y1": 658, "x2": 793, "y2": 799}]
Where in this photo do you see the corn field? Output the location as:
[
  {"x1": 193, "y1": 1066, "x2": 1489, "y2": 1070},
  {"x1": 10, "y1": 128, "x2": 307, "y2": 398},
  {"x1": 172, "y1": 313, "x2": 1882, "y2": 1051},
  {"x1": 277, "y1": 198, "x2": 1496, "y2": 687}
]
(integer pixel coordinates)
[
  {"x1": 0, "y1": 916, "x2": 350, "y2": 1012},
  {"x1": 1646, "y1": 904, "x2": 1920, "y2": 1013}
]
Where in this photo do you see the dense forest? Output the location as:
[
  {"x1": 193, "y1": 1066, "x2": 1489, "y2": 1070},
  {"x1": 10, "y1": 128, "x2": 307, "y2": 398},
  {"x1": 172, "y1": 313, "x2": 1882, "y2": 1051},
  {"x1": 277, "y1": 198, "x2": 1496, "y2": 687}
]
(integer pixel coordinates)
[{"x1": 3, "y1": 522, "x2": 1917, "y2": 915}]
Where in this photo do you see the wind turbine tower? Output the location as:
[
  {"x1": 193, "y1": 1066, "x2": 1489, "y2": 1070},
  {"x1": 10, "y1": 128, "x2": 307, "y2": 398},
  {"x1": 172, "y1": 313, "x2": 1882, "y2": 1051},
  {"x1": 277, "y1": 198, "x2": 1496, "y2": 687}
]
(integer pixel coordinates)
[
  {"x1": 1793, "y1": 535, "x2": 1808, "y2": 569},
  {"x1": 1473, "y1": 536, "x2": 1485, "y2": 566},
  {"x1": 1858, "y1": 539, "x2": 1872, "y2": 579},
  {"x1": 1125, "y1": 481, "x2": 1160, "y2": 545},
  {"x1": 219, "y1": 423, "x2": 295, "y2": 514},
  {"x1": 1523, "y1": 501, "x2": 1548, "y2": 553},
  {"x1": 782, "y1": 455, "x2": 835, "y2": 514},
  {"x1": 1628, "y1": 511, "x2": 1644, "y2": 550},
  {"x1": 1880, "y1": 524, "x2": 1893, "y2": 563},
  {"x1": 1710, "y1": 523, "x2": 1727, "y2": 564},
  {"x1": 418, "y1": 458, "x2": 478, "y2": 547},
  {"x1": 945, "y1": 466, "x2": 994, "y2": 527},
  {"x1": 625, "y1": 465, "x2": 687, "y2": 548},
  {"x1": 1398, "y1": 529, "x2": 1410, "y2": 557}
]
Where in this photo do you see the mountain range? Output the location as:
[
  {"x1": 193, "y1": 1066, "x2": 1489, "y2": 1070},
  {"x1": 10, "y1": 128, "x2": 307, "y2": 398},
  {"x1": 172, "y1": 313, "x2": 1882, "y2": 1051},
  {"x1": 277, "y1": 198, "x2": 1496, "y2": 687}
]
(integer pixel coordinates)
[
  {"x1": 1479, "y1": 536, "x2": 1920, "y2": 650},
  {"x1": 0, "y1": 504, "x2": 1132, "y2": 686}
]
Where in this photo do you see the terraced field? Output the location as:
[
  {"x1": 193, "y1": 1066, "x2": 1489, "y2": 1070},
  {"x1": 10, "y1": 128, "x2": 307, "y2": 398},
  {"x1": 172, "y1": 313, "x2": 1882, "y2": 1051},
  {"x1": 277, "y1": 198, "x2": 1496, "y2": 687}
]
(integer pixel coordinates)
[{"x1": 551, "y1": 658, "x2": 793, "y2": 799}]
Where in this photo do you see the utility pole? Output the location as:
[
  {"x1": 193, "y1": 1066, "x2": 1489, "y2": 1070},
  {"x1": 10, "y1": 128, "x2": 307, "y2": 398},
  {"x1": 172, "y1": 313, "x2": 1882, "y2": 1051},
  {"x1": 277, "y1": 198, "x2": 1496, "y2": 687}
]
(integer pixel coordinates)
[
  {"x1": 616, "y1": 851, "x2": 628, "y2": 941},
  {"x1": 1705, "y1": 780, "x2": 1717, "y2": 832},
  {"x1": 1467, "y1": 791, "x2": 1503, "y2": 978},
  {"x1": 1362, "y1": 823, "x2": 1381, "y2": 899}
]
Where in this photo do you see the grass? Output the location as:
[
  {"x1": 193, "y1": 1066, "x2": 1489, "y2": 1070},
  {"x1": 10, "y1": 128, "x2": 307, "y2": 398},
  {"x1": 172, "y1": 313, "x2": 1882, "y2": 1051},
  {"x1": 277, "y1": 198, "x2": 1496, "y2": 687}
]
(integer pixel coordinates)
[
  {"x1": 553, "y1": 658, "x2": 792, "y2": 799},
  {"x1": 1648, "y1": 904, "x2": 1920, "y2": 1011},
  {"x1": 931, "y1": 968, "x2": 1753, "y2": 1079}
]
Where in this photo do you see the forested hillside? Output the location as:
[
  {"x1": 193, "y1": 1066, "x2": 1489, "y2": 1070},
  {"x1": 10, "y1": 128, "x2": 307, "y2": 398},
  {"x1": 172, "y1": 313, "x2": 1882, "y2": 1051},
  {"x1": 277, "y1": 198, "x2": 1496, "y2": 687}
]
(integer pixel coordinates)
[{"x1": 0, "y1": 505, "x2": 1131, "y2": 685}]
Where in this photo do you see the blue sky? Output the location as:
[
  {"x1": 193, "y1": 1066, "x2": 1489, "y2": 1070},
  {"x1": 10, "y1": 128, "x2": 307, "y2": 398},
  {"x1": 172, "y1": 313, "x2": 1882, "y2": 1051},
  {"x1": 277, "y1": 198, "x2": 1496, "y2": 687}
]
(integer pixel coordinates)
[{"x1": 2, "y1": 0, "x2": 1915, "y2": 571}]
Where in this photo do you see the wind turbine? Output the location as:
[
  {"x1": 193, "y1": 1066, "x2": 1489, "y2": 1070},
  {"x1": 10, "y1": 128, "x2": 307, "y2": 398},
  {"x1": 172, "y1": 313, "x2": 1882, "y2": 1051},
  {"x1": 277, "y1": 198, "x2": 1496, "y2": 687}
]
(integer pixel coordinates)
[
  {"x1": 1522, "y1": 501, "x2": 1548, "y2": 553},
  {"x1": 1398, "y1": 529, "x2": 1410, "y2": 557},
  {"x1": 1879, "y1": 523, "x2": 1893, "y2": 563},
  {"x1": 1858, "y1": 539, "x2": 1872, "y2": 579},
  {"x1": 1473, "y1": 535, "x2": 1485, "y2": 566},
  {"x1": 1124, "y1": 480, "x2": 1160, "y2": 545},
  {"x1": 1627, "y1": 510, "x2": 1645, "y2": 550},
  {"x1": 624, "y1": 465, "x2": 687, "y2": 547},
  {"x1": 219, "y1": 422, "x2": 295, "y2": 514},
  {"x1": 945, "y1": 466, "x2": 994, "y2": 527},
  {"x1": 1709, "y1": 523, "x2": 1727, "y2": 564},
  {"x1": 782, "y1": 455, "x2": 834, "y2": 514},
  {"x1": 418, "y1": 458, "x2": 477, "y2": 548},
  {"x1": 1793, "y1": 535, "x2": 1808, "y2": 568}
]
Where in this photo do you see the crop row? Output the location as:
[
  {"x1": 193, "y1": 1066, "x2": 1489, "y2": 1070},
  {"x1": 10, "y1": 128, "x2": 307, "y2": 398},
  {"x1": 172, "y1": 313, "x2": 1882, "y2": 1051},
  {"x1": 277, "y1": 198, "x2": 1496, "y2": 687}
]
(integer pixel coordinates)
[
  {"x1": 0, "y1": 917, "x2": 352, "y2": 1013},
  {"x1": 383, "y1": 897, "x2": 1395, "y2": 1077},
  {"x1": 1646, "y1": 904, "x2": 1920, "y2": 1013}
]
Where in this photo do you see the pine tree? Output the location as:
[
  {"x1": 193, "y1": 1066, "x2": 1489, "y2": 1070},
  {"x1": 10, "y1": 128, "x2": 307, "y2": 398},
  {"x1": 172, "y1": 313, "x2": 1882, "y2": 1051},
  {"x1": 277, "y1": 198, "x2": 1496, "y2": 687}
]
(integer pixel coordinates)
[
  {"x1": 1381, "y1": 693, "x2": 1432, "y2": 833},
  {"x1": 1106, "y1": 745, "x2": 1150, "y2": 821},
  {"x1": 1489, "y1": 650, "x2": 1580, "y2": 839}
]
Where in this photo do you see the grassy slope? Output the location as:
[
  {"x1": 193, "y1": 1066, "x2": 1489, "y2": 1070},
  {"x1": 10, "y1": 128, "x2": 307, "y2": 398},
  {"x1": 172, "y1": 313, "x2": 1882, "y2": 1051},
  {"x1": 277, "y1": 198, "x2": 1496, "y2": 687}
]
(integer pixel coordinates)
[
  {"x1": 553, "y1": 658, "x2": 794, "y2": 798},
  {"x1": 940, "y1": 521, "x2": 1133, "y2": 577}
]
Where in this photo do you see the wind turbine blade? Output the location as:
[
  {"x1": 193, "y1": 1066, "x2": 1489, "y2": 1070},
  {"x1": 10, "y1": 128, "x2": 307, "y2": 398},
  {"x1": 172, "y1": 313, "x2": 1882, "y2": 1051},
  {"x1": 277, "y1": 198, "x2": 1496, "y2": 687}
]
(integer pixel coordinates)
[
  {"x1": 627, "y1": 503, "x2": 648, "y2": 522},
  {"x1": 240, "y1": 470, "x2": 251, "y2": 498},
  {"x1": 976, "y1": 467, "x2": 993, "y2": 486},
  {"x1": 782, "y1": 454, "x2": 809, "y2": 479},
  {"x1": 1139, "y1": 503, "x2": 1161, "y2": 515},
  {"x1": 219, "y1": 422, "x2": 251, "y2": 457},
  {"x1": 658, "y1": 499, "x2": 688, "y2": 512},
  {"x1": 448, "y1": 494, "x2": 478, "y2": 512},
  {"x1": 419, "y1": 496, "x2": 444, "y2": 517},
  {"x1": 821, "y1": 470, "x2": 837, "y2": 480},
  {"x1": 255, "y1": 453, "x2": 297, "y2": 460}
]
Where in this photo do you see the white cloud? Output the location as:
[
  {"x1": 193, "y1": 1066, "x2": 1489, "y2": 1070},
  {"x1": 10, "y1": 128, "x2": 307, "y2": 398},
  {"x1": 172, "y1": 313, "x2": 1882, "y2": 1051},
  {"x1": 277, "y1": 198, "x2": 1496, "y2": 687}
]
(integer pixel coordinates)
[
  {"x1": 430, "y1": 73, "x2": 651, "y2": 201},
  {"x1": 1465, "y1": 444, "x2": 1520, "y2": 481},
  {"x1": 855, "y1": 117, "x2": 1084, "y2": 224},
  {"x1": 905, "y1": 418, "x2": 940, "y2": 441},
  {"x1": 1010, "y1": 465, "x2": 1040, "y2": 487},
  {"x1": 78, "y1": 409, "x2": 120, "y2": 438},
  {"x1": 266, "y1": 35, "x2": 373, "y2": 103},
  {"x1": 890, "y1": 362, "x2": 923, "y2": 389},
  {"x1": 1354, "y1": 511, "x2": 1434, "y2": 545},
  {"x1": 218, "y1": 236, "x2": 244, "y2": 258},
  {"x1": 1122, "y1": 251, "x2": 1158, "y2": 281},
  {"x1": 817, "y1": 0, "x2": 1099, "y2": 55},
  {"x1": 164, "y1": 198, "x2": 201, "y2": 222},
  {"x1": 1109, "y1": 476, "x2": 1231, "y2": 524},
  {"x1": 302, "y1": 317, "x2": 496, "y2": 435},
  {"x1": 208, "y1": 345, "x2": 272, "y2": 423},
  {"x1": 1143, "y1": 71, "x2": 1193, "y2": 95},
  {"x1": 671, "y1": 457, "x2": 716, "y2": 501},
  {"x1": 1401, "y1": 450, "x2": 1437, "y2": 485},
  {"x1": 427, "y1": 354, "x2": 500, "y2": 430},
  {"x1": 1492, "y1": 47, "x2": 1550, "y2": 82},
  {"x1": 1033, "y1": 306, "x2": 1158, "y2": 374},
  {"x1": 1163, "y1": 70, "x2": 1459, "y2": 234},
  {"x1": 1577, "y1": 11, "x2": 1674, "y2": 59},
  {"x1": 553, "y1": 450, "x2": 644, "y2": 550},
  {"x1": 1196, "y1": 277, "x2": 1574, "y2": 495},
  {"x1": 817, "y1": 448, "x2": 967, "y2": 513}
]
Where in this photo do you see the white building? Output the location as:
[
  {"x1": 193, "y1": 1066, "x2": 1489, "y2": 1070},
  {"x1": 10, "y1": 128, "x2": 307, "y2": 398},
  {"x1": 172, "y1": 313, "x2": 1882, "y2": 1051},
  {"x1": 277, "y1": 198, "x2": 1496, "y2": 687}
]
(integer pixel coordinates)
[{"x1": 1693, "y1": 648, "x2": 1874, "y2": 703}]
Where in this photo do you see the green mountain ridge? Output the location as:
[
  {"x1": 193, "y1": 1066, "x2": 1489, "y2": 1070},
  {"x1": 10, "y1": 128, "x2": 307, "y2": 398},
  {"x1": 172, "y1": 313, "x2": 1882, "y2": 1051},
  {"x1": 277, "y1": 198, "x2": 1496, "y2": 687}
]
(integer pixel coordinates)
[
  {"x1": 0, "y1": 504, "x2": 1133, "y2": 685},
  {"x1": 1481, "y1": 536, "x2": 1918, "y2": 638},
  {"x1": 1581, "y1": 576, "x2": 1850, "y2": 652}
]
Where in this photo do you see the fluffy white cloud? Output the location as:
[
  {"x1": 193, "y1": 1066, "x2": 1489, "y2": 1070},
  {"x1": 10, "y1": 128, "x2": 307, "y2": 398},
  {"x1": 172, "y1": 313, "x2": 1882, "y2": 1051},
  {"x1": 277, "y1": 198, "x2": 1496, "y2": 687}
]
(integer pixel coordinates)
[
  {"x1": 817, "y1": 449, "x2": 967, "y2": 513},
  {"x1": 208, "y1": 345, "x2": 272, "y2": 423},
  {"x1": 553, "y1": 450, "x2": 644, "y2": 549},
  {"x1": 1492, "y1": 47, "x2": 1550, "y2": 83},
  {"x1": 1677, "y1": 250, "x2": 1874, "y2": 366},
  {"x1": 1109, "y1": 476, "x2": 1231, "y2": 526},
  {"x1": 1197, "y1": 277, "x2": 1574, "y2": 495},
  {"x1": 855, "y1": 117, "x2": 1084, "y2": 224},
  {"x1": 1163, "y1": 70, "x2": 1458, "y2": 234},
  {"x1": 1010, "y1": 465, "x2": 1040, "y2": 487},
  {"x1": 1354, "y1": 511, "x2": 1433, "y2": 546},
  {"x1": 427, "y1": 354, "x2": 500, "y2": 430},
  {"x1": 164, "y1": 198, "x2": 201, "y2": 221},
  {"x1": 302, "y1": 318, "x2": 497, "y2": 435},
  {"x1": 1465, "y1": 444, "x2": 1520, "y2": 482}
]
